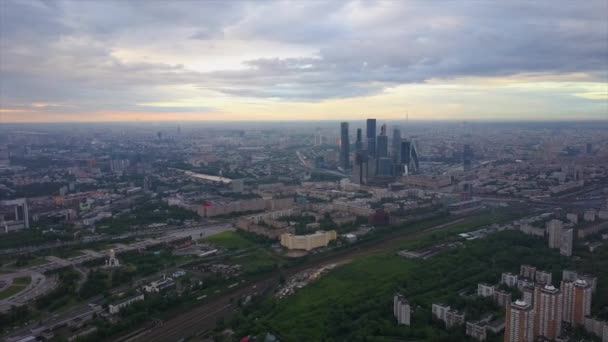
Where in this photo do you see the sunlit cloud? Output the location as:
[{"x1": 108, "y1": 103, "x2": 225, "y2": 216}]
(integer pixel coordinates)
[{"x1": 0, "y1": 0, "x2": 606, "y2": 122}]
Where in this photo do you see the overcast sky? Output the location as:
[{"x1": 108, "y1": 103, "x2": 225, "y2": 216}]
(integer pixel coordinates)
[{"x1": 1, "y1": 0, "x2": 607, "y2": 122}]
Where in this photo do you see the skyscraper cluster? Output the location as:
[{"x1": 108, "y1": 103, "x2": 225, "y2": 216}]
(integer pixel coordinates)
[
  {"x1": 341, "y1": 118, "x2": 420, "y2": 185},
  {"x1": 504, "y1": 277, "x2": 593, "y2": 342}
]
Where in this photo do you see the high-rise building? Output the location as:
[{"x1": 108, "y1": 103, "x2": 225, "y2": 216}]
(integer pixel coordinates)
[
  {"x1": 366, "y1": 119, "x2": 377, "y2": 158},
  {"x1": 547, "y1": 220, "x2": 563, "y2": 249},
  {"x1": 355, "y1": 128, "x2": 363, "y2": 152},
  {"x1": 534, "y1": 284, "x2": 562, "y2": 340},
  {"x1": 561, "y1": 279, "x2": 592, "y2": 325},
  {"x1": 393, "y1": 293, "x2": 411, "y2": 326},
  {"x1": 399, "y1": 139, "x2": 420, "y2": 175},
  {"x1": 377, "y1": 157, "x2": 393, "y2": 176},
  {"x1": 376, "y1": 124, "x2": 388, "y2": 158},
  {"x1": 339, "y1": 122, "x2": 350, "y2": 170},
  {"x1": 505, "y1": 300, "x2": 535, "y2": 342},
  {"x1": 352, "y1": 152, "x2": 368, "y2": 185},
  {"x1": 392, "y1": 128, "x2": 401, "y2": 163},
  {"x1": 400, "y1": 140, "x2": 411, "y2": 176},
  {"x1": 560, "y1": 228, "x2": 573, "y2": 256}
]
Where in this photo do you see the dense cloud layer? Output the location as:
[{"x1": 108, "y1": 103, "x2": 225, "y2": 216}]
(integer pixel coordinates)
[{"x1": 0, "y1": 0, "x2": 606, "y2": 119}]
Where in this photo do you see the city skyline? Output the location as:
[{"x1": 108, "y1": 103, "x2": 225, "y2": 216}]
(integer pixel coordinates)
[{"x1": 1, "y1": 1, "x2": 607, "y2": 123}]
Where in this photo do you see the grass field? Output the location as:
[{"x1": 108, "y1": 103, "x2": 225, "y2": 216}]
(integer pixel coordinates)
[
  {"x1": 231, "y1": 249, "x2": 283, "y2": 274},
  {"x1": 205, "y1": 231, "x2": 257, "y2": 251},
  {"x1": 0, "y1": 276, "x2": 31, "y2": 300}
]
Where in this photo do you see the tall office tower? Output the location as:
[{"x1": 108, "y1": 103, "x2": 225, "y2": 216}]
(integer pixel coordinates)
[
  {"x1": 560, "y1": 228, "x2": 573, "y2": 256},
  {"x1": 393, "y1": 293, "x2": 411, "y2": 326},
  {"x1": 561, "y1": 279, "x2": 592, "y2": 325},
  {"x1": 352, "y1": 152, "x2": 368, "y2": 185},
  {"x1": 399, "y1": 140, "x2": 420, "y2": 175},
  {"x1": 376, "y1": 124, "x2": 388, "y2": 158},
  {"x1": 534, "y1": 284, "x2": 562, "y2": 340},
  {"x1": 366, "y1": 118, "x2": 377, "y2": 158},
  {"x1": 400, "y1": 140, "x2": 412, "y2": 176},
  {"x1": 463, "y1": 144, "x2": 474, "y2": 171},
  {"x1": 339, "y1": 122, "x2": 350, "y2": 170},
  {"x1": 392, "y1": 128, "x2": 402, "y2": 162},
  {"x1": 355, "y1": 128, "x2": 363, "y2": 152},
  {"x1": 505, "y1": 300, "x2": 535, "y2": 342},
  {"x1": 546, "y1": 220, "x2": 563, "y2": 249},
  {"x1": 377, "y1": 157, "x2": 393, "y2": 176},
  {"x1": 586, "y1": 142, "x2": 593, "y2": 154}
]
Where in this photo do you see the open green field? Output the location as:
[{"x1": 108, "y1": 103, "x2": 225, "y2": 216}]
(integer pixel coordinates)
[
  {"x1": 205, "y1": 231, "x2": 257, "y2": 251},
  {"x1": 232, "y1": 230, "x2": 607, "y2": 341},
  {"x1": 231, "y1": 249, "x2": 282, "y2": 274},
  {"x1": 0, "y1": 276, "x2": 31, "y2": 300}
]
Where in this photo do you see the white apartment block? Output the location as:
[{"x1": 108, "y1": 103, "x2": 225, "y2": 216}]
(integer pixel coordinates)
[{"x1": 393, "y1": 294, "x2": 411, "y2": 326}]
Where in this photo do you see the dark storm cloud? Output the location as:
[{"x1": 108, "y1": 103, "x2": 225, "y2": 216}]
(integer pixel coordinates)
[{"x1": 1, "y1": 0, "x2": 606, "y2": 110}]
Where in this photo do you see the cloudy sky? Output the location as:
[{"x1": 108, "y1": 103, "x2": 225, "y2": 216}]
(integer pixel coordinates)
[{"x1": 0, "y1": 0, "x2": 607, "y2": 122}]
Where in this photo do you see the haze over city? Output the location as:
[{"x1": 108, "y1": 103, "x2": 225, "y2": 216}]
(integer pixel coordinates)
[{"x1": 1, "y1": 0, "x2": 607, "y2": 123}]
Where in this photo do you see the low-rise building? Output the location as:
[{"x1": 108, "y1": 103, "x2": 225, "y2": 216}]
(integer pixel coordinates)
[
  {"x1": 445, "y1": 310, "x2": 466, "y2": 328},
  {"x1": 520, "y1": 265, "x2": 536, "y2": 280},
  {"x1": 108, "y1": 293, "x2": 144, "y2": 314},
  {"x1": 477, "y1": 283, "x2": 495, "y2": 298},
  {"x1": 566, "y1": 213, "x2": 578, "y2": 224},
  {"x1": 143, "y1": 277, "x2": 175, "y2": 293},
  {"x1": 466, "y1": 321, "x2": 487, "y2": 341},
  {"x1": 517, "y1": 278, "x2": 534, "y2": 290},
  {"x1": 280, "y1": 230, "x2": 337, "y2": 251},
  {"x1": 431, "y1": 303, "x2": 465, "y2": 328},
  {"x1": 584, "y1": 209, "x2": 597, "y2": 222},
  {"x1": 432, "y1": 303, "x2": 451, "y2": 322},
  {"x1": 583, "y1": 316, "x2": 607, "y2": 340},
  {"x1": 501, "y1": 272, "x2": 518, "y2": 288}
]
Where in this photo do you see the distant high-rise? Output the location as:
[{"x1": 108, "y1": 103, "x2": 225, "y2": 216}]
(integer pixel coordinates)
[
  {"x1": 355, "y1": 128, "x2": 363, "y2": 152},
  {"x1": 366, "y1": 119, "x2": 377, "y2": 158},
  {"x1": 376, "y1": 124, "x2": 388, "y2": 158},
  {"x1": 339, "y1": 122, "x2": 350, "y2": 170},
  {"x1": 504, "y1": 299, "x2": 535, "y2": 342},
  {"x1": 399, "y1": 140, "x2": 420, "y2": 175},
  {"x1": 534, "y1": 284, "x2": 562, "y2": 340},
  {"x1": 586, "y1": 142, "x2": 593, "y2": 155},
  {"x1": 352, "y1": 152, "x2": 368, "y2": 185},
  {"x1": 393, "y1": 293, "x2": 411, "y2": 326},
  {"x1": 560, "y1": 228, "x2": 573, "y2": 256},
  {"x1": 377, "y1": 157, "x2": 393, "y2": 176},
  {"x1": 546, "y1": 220, "x2": 563, "y2": 249},
  {"x1": 392, "y1": 128, "x2": 401, "y2": 163}
]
